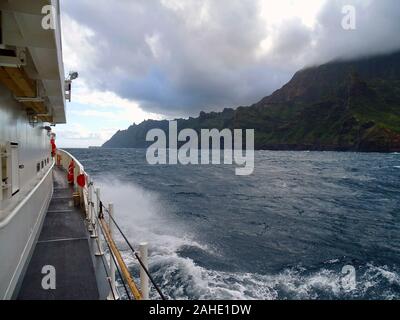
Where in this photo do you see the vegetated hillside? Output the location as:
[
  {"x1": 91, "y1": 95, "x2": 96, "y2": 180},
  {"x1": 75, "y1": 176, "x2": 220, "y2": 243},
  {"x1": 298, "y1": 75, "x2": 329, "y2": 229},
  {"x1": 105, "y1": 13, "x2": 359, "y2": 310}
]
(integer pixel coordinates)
[{"x1": 103, "y1": 51, "x2": 400, "y2": 152}]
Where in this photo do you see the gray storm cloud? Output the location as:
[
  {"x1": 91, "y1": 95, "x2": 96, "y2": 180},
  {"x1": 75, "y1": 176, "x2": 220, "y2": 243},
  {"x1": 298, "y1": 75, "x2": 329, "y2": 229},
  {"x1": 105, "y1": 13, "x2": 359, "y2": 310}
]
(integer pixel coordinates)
[{"x1": 62, "y1": 0, "x2": 400, "y2": 117}]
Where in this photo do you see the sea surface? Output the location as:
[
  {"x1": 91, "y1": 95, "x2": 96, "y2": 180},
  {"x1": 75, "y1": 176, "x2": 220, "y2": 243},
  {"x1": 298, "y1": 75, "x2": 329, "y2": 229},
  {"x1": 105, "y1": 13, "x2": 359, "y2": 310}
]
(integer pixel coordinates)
[{"x1": 67, "y1": 148, "x2": 400, "y2": 300}]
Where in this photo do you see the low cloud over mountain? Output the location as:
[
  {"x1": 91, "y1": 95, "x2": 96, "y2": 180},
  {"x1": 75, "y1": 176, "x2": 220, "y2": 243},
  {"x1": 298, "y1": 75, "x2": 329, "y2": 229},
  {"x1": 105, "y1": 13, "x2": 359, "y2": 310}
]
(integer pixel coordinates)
[{"x1": 62, "y1": 0, "x2": 400, "y2": 118}]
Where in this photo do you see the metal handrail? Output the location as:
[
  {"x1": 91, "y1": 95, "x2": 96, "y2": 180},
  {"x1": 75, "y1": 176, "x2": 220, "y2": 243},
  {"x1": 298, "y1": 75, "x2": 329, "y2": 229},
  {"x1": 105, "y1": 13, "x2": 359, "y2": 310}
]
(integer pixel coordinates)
[
  {"x1": 94, "y1": 211, "x2": 132, "y2": 300},
  {"x1": 97, "y1": 206, "x2": 142, "y2": 300},
  {"x1": 55, "y1": 149, "x2": 160, "y2": 300},
  {"x1": 100, "y1": 202, "x2": 166, "y2": 300}
]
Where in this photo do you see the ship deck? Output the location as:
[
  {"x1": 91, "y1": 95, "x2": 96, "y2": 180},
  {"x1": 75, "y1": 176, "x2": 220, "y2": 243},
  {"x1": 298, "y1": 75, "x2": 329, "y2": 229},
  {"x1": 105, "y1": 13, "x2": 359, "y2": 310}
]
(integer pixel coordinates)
[{"x1": 17, "y1": 166, "x2": 108, "y2": 300}]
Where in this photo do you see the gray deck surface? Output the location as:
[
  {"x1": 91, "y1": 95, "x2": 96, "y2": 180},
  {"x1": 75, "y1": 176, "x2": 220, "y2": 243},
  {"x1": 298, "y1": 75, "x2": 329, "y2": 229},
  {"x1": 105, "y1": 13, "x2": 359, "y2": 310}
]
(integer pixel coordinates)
[{"x1": 17, "y1": 166, "x2": 101, "y2": 300}]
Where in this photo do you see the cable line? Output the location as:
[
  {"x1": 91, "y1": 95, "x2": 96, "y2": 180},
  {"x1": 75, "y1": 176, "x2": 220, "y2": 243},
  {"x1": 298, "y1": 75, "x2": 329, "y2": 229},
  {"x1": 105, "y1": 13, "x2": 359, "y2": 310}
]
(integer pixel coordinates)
[{"x1": 100, "y1": 202, "x2": 166, "y2": 300}]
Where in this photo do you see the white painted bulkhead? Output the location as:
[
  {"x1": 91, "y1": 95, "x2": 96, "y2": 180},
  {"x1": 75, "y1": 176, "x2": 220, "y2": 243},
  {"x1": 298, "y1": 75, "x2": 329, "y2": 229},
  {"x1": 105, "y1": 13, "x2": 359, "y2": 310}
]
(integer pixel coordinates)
[
  {"x1": 0, "y1": 83, "x2": 54, "y2": 299},
  {"x1": 0, "y1": 0, "x2": 67, "y2": 299}
]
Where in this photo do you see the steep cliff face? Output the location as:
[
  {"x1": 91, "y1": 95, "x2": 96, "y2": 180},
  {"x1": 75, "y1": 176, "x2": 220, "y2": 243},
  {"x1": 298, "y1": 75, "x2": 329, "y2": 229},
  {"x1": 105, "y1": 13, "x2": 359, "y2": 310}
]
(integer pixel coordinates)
[
  {"x1": 260, "y1": 51, "x2": 400, "y2": 105},
  {"x1": 103, "y1": 120, "x2": 170, "y2": 148},
  {"x1": 103, "y1": 51, "x2": 400, "y2": 152}
]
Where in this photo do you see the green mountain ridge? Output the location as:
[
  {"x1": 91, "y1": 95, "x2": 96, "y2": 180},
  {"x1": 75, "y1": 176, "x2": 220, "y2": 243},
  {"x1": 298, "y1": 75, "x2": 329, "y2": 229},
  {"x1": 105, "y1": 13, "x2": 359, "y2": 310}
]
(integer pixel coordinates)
[{"x1": 103, "y1": 51, "x2": 400, "y2": 152}]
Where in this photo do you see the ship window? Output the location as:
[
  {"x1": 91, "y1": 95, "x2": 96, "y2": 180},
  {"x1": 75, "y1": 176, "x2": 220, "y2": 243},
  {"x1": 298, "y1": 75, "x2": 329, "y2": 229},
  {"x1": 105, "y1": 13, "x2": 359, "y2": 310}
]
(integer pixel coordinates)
[
  {"x1": 37, "y1": 163, "x2": 40, "y2": 173},
  {"x1": 41, "y1": 161, "x2": 44, "y2": 169},
  {"x1": 10, "y1": 143, "x2": 19, "y2": 196}
]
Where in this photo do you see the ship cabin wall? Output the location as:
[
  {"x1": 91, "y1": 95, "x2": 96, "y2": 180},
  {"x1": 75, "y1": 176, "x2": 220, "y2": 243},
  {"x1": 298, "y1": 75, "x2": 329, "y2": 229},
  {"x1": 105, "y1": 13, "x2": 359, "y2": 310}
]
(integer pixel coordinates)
[
  {"x1": 0, "y1": 83, "x2": 53, "y2": 211},
  {"x1": 0, "y1": 82, "x2": 55, "y2": 299}
]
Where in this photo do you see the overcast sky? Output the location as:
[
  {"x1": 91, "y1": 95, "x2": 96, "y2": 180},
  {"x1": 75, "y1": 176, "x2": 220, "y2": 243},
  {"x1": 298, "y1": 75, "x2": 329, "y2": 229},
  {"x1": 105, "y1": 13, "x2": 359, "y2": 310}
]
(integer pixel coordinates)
[{"x1": 56, "y1": 0, "x2": 400, "y2": 147}]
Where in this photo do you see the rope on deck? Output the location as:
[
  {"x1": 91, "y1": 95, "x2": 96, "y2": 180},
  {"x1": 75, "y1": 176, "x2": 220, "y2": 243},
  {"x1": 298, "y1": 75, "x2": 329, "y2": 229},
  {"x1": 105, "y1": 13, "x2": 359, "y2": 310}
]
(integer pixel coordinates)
[
  {"x1": 95, "y1": 211, "x2": 132, "y2": 300},
  {"x1": 97, "y1": 203, "x2": 142, "y2": 300},
  {"x1": 100, "y1": 202, "x2": 166, "y2": 300}
]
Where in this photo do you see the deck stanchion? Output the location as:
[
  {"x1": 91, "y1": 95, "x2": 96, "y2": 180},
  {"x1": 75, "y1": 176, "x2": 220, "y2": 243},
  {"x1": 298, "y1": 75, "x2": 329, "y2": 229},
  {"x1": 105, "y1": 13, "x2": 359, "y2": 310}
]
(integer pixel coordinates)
[
  {"x1": 94, "y1": 186, "x2": 104, "y2": 256},
  {"x1": 79, "y1": 171, "x2": 84, "y2": 207},
  {"x1": 139, "y1": 242, "x2": 149, "y2": 300},
  {"x1": 55, "y1": 150, "x2": 164, "y2": 300},
  {"x1": 107, "y1": 203, "x2": 120, "y2": 300},
  {"x1": 86, "y1": 177, "x2": 92, "y2": 221},
  {"x1": 87, "y1": 179, "x2": 94, "y2": 233},
  {"x1": 91, "y1": 188, "x2": 100, "y2": 239},
  {"x1": 85, "y1": 175, "x2": 90, "y2": 221}
]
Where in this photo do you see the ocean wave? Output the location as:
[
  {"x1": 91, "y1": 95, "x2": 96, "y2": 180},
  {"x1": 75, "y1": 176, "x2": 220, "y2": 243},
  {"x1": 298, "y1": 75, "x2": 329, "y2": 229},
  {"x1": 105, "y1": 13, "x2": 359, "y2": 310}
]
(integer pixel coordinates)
[
  {"x1": 93, "y1": 173, "x2": 400, "y2": 300},
  {"x1": 148, "y1": 256, "x2": 400, "y2": 300},
  {"x1": 175, "y1": 192, "x2": 205, "y2": 197}
]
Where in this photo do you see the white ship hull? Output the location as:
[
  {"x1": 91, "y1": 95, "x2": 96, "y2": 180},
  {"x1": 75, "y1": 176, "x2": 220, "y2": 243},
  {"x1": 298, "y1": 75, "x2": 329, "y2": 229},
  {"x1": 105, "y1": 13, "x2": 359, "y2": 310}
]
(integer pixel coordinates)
[
  {"x1": 0, "y1": 0, "x2": 65, "y2": 299},
  {"x1": 0, "y1": 73, "x2": 56, "y2": 299},
  {"x1": 0, "y1": 1, "x2": 151, "y2": 301}
]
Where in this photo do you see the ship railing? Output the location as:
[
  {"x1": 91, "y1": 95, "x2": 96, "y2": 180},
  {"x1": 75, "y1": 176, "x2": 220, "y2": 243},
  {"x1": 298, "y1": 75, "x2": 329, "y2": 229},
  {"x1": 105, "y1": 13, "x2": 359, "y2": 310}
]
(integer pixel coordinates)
[{"x1": 55, "y1": 149, "x2": 165, "y2": 300}]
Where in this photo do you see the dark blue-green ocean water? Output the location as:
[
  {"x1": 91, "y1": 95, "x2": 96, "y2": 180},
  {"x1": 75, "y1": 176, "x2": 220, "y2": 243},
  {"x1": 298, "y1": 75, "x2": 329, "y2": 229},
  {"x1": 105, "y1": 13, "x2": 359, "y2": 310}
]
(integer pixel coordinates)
[{"x1": 67, "y1": 149, "x2": 400, "y2": 300}]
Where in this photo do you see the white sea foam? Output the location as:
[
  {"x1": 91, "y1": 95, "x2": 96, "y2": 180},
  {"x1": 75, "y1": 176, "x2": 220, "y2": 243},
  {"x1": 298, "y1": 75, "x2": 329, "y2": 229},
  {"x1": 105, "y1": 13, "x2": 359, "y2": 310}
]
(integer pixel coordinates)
[
  {"x1": 96, "y1": 177, "x2": 209, "y2": 253},
  {"x1": 148, "y1": 256, "x2": 400, "y2": 300},
  {"x1": 156, "y1": 260, "x2": 400, "y2": 300},
  {"x1": 95, "y1": 178, "x2": 400, "y2": 300}
]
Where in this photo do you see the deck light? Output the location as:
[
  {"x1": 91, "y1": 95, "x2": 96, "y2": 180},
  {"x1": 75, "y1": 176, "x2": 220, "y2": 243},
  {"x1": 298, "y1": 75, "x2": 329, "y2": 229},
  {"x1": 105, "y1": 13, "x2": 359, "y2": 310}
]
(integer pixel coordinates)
[{"x1": 68, "y1": 71, "x2": 79, "y2": 80}]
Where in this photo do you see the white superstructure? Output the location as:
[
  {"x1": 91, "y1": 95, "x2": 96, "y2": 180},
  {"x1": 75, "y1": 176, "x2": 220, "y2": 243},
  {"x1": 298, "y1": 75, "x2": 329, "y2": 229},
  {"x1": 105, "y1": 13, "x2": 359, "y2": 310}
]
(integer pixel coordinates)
[{"x1": 0, "y1": 0, "x2": 66, "y2": 299}]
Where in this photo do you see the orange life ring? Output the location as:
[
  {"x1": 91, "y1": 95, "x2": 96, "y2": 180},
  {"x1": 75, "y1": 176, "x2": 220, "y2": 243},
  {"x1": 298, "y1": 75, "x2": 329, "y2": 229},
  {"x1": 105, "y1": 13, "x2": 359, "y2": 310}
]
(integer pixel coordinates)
[
  {"x1": 50, "y1": 138, "x2": 57, "y2": 157},
  {"x1": 77, "y1": 174, "x2": 86, "y2": 188}
]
